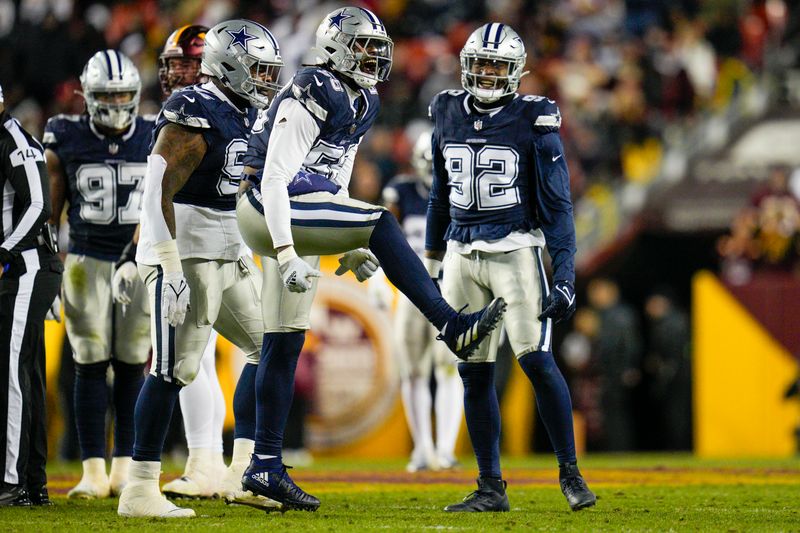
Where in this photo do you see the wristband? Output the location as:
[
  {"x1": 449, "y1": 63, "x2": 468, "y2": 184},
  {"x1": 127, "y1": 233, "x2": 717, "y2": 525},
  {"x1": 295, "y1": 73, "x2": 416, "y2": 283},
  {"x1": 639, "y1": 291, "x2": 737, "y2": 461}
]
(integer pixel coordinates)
[
  {"x1": 423, "y1": 257, "x2": 442, "y2": 278},
  {"x1": 152, "y1": 239, "x2": 182, "y2": 274},
  {"x1": 277, "y1": 246, "x2": 298, "y2": 266}
]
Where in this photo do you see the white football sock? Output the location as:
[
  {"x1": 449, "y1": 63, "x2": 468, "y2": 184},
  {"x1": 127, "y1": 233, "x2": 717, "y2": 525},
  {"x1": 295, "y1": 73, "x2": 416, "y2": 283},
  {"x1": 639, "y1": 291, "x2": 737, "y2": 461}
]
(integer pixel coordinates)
[
  {"x1": 203, "y1": 331, "x2": 226, "y2": 455},
  {"x1": 231, "y1": 438, "x2": 255, "y2": 468},
  {"x1": 401, "y1": 376, "x2": 435, "y2": 461},
  {"x1": 179, "y1": 333, "x2": 218, "y2": 449},
  {"x1": 128, "y1": 459, "x2": 161, "y2": 483},
  {"x1": 434, "y1": 363, "x2": 464, "y2": 459}
]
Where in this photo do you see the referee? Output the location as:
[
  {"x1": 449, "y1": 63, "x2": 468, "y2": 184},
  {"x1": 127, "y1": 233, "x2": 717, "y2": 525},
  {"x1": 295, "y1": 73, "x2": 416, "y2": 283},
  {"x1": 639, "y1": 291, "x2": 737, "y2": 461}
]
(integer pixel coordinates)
[{"x1": 0, "y1": 84, "x2": 62, "y2": 506}]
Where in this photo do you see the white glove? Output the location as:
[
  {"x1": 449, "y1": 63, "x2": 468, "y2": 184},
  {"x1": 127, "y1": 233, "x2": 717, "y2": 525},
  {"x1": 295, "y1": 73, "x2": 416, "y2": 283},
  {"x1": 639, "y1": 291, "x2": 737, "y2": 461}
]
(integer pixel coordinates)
[
  {"x1": 112, "y1": 261, "x2": 139, "y2": 305},
  {"x1": 278, "y1": 249, "x2": 321, "y2": 293},
  {"x1": 367, "y1": 268, "x2": 393, "y2": 310},
  {"x1": 162, "y1": 271, "x2": 190, "y2": 327},
  {"x1": 45, "y1": 295, "x2": 61, "y2": 322},
  {"x1": 335, "y1": 248, "x2": 379, "y2": 282}
]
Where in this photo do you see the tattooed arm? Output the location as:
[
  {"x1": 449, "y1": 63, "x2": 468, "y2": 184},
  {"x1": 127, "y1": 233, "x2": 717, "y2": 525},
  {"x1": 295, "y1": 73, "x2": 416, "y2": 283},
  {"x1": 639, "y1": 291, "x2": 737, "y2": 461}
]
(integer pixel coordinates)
[{"x1": 151, "y1": 123, "x2": 207, "y2": 237}]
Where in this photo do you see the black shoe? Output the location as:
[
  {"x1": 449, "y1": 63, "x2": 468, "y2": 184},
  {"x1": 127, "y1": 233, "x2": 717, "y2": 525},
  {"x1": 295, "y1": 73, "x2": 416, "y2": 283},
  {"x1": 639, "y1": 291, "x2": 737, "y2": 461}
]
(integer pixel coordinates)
[
  {"x1": 438, "y1": 298, "x2": 507, "y2": 360},
  {"x1": 559, "y1": 464, "x2": 596, "y2": 511},
  {"x1": 242, "y1": 459, "x2": 320, "y2": 512},
  {"x1": 0, "y1": 485, "x2": 31, "y2": 507},
  {"x1": 444, "y1": 477, "x2": 510, "y2": 512},
  {"x1": 29, "y1": 487, "x2": 53, "y2": 506}
]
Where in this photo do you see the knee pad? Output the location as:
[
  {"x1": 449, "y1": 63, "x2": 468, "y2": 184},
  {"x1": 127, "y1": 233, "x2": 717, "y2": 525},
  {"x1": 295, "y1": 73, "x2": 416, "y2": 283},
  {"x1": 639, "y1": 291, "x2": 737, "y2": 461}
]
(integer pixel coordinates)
[{"x1": 75, "y1": 360, "x2": 110, "y2": 379}]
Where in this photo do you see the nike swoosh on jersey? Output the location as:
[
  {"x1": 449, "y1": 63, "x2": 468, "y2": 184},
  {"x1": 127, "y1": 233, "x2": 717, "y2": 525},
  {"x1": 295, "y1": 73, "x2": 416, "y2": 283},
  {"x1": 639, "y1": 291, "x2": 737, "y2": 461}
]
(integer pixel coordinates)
[
  {"x1": 313, "y1": 75, "x2": 324, "y2": 87},
  {"x1": 184, "y1": 96, "x2": 196, "y2": 103},
  {"x1": 552, "y1": 153, "x2": 563, "y2": 162}
]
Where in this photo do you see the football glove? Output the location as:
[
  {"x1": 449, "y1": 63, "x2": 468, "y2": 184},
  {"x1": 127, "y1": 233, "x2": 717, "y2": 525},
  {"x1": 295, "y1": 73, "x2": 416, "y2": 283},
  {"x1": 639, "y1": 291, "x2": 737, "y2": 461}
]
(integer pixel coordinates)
[
  {"x1": 335, "y1": 248, "x2": 379, "y2": 282},
  {"x1": 279, "y1": 255, "x2": 321, "y2": 293},
  {"x1": 539, "y1": 280, "x2": 576, "y2": 323},
  {"x1": 45, "y1": 295, "x2": 61, "y2": 322},
  {"x1": 162, "y1": 271, "x2": 190, "y2": 327},
  {"x1": 112, "y1": 261, "x2": 139, "y2": 305}
]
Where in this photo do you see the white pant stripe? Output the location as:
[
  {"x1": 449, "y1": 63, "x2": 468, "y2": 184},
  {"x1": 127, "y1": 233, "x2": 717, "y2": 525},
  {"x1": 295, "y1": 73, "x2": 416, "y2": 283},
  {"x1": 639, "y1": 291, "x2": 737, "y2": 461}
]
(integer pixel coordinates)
[
  {"x1": 534, "y1": 247, "x2": 552, "y2": 352},
  {"x1": 5, "y1": 249, "x2": 39, "y2": 484},
  {"x1": 290, "y1": 207, "x2": 383, "y2": 223}
]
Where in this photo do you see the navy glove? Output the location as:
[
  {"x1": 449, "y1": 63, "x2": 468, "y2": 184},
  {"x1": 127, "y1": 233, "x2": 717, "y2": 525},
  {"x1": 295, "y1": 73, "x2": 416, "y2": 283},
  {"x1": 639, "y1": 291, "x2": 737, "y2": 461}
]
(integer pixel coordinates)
[{"x1": 538, "y1": 280, "x2": 576, "y2": 323}]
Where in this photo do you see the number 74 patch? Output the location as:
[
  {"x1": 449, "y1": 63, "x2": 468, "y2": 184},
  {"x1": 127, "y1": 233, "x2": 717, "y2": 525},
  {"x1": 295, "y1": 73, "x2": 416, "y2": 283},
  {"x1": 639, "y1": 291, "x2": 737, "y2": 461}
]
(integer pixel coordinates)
[{"x1": 10, "y1": 147, "x2": 44, "y2": 167}]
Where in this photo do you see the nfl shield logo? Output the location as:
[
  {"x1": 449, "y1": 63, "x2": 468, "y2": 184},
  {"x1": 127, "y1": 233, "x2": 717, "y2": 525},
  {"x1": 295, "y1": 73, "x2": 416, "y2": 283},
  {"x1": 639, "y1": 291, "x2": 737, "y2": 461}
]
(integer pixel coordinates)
[
  {"x1": 108, "y1": 143, "x2": 119, "y2": 155},
  {"x1": 473, "y1": 120, "x2": 483, "y2": 131},
  {"x1": 349, "y1": 124, "x2": 357, "y2": 134}
]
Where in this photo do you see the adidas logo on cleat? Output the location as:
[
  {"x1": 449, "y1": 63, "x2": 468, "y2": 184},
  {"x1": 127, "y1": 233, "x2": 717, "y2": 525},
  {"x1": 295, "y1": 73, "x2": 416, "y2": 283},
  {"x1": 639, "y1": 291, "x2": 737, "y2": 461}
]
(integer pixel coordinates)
[{"x1": 249, "y1": 472, "x2": 270, "y2": 489}]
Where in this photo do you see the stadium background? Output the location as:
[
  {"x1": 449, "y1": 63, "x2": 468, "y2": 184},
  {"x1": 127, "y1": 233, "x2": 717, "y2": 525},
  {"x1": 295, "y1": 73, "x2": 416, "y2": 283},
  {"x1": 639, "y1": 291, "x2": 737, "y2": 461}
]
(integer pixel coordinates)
[{"x1": 2, "y1": 0, "x2": 800, "y2": 467}]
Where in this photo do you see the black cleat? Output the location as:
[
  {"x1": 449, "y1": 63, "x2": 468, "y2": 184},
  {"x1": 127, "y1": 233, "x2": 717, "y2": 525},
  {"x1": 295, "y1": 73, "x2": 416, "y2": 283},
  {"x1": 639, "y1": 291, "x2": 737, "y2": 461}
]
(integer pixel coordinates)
[
  {"x1": 444, "y1": 477, "x2": 510, "y2": 512},
  {"x1": 560, "y1": 464, "x2": 596, "y2": 511},
  {"x1": 29, "y1": 487, "x2": 53, "y2": 506},
  {"x1": 0, "y1": 485, "x2": 31, "y2": 507},
  {"x1": 438, "y1": 298, "x2": 507, "y2": 360},
  {"x1": 242, "y1": 459, "x2": 320, "y2": 512}
]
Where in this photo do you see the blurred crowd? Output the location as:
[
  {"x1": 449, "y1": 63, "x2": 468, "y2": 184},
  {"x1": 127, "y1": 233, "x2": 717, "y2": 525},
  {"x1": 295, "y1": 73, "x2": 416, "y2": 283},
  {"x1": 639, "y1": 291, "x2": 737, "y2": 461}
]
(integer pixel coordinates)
[
  {"x1": 1, "y1": 0, "x2": 798, "y2": 214},
  {"x1": 718, "y1": 164, "x2": 800, "y2": 284}
]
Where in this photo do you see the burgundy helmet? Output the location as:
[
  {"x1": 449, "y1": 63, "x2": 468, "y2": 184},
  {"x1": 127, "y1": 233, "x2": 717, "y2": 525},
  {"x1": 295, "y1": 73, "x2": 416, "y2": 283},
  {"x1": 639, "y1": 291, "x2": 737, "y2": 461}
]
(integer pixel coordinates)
[{"x1": 158, "y1": 24, "x2": 209, "y2": 97}]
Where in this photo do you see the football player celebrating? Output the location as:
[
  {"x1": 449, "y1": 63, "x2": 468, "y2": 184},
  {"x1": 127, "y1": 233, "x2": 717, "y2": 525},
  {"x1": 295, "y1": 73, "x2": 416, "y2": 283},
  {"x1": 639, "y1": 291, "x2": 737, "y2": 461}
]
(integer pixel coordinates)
[
  {"x1": 425, "y1": 24, "x2": 596, "y2": 512},
  {"x1": 43, "y1": 51, "x2": 152, "y2": 500},
  {"x1": 116, "y1": 20, "x2": 282, "y2": 518},
  {"x1": 378, "y1": 131, "x2": 463, "y2": 472},
  {"x1": 235, "y1": 6, "x2": 506, "y2": 511}
]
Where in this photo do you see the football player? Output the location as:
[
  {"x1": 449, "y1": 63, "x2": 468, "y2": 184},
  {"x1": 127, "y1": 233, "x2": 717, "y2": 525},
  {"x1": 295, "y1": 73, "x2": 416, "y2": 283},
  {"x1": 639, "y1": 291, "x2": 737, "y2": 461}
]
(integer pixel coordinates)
[
  {"x1": 425, "y1": 24, "x2": 596, "y2": 512},
  {"x1": 43, "y1": 50, "x2": 152, "y2": 499},
  {"x1": 378, "y1": 131, "x2": 463, "y2": 472},
  {"x1": 235, "y1": 6, "x2": 506, "y2": 511},
  {"x1": 116, "y1": 20, "x2": 282, "y2": 518}
]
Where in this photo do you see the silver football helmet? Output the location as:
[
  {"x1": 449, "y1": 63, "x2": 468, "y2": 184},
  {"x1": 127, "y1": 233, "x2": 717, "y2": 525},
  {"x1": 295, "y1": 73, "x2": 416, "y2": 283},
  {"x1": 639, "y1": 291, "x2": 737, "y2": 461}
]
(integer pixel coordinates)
[
  {"x1": 202, "y1": 19, "x2": 283, "y2": 109},
  {"x1": 80, "y1": 50, "x2": 141, "y2": 130},
  {"x1": 411, "y1": 130, "x2": 433, "y2": 187},
  {"x1": 315, "y1": 6, "x2": 393, "y2": 89},
  {"x1": 460, "y1": 23, "x2": 527, "y2": 103}
]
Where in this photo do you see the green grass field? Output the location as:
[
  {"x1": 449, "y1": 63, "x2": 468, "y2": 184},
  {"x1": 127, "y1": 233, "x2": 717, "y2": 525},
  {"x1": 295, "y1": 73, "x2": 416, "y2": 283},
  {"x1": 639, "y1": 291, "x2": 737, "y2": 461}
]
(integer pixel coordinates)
[{"x1": 4, "y1": 455, "x2": 800, "y2": 531}]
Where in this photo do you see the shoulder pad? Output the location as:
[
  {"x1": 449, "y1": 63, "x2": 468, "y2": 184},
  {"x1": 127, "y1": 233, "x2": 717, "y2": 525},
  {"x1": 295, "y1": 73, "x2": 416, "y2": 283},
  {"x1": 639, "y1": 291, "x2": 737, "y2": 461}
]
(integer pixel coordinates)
[
  {"x1": 429, "y1": 89, "x2": 465, "y2": 121},
  {"x1": 521, "y1": 95, "x2": 561, "y2": 131},
  {"x1": 290, "y1": 68, "x2": 342, "y2": 123},
  {"x1": 161, "y1": 91, "x2": 211, "y2": 129},
  {"x1": 42, "y1": 114, "x2": 81, "y2": 147}
]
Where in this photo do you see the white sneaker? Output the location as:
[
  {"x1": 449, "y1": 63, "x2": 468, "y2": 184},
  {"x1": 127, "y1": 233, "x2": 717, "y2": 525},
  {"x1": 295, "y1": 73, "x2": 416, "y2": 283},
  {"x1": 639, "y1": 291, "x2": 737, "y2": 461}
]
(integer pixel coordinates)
[
  {"x1": 436, "y1": 454, "x2": 461, "y2": 470},
  {"x1": 68, "y1": 458, "x2": 110, "y2": 499},
  {"x1": 220, "y1": 462, "x2": 282, "y2": 512},
  {"x1": 118, "y1": 480, "x2": 195, "y2": 518},
  {"x1": 406, "y1": 448, "x2": 440, "y2": 473}
]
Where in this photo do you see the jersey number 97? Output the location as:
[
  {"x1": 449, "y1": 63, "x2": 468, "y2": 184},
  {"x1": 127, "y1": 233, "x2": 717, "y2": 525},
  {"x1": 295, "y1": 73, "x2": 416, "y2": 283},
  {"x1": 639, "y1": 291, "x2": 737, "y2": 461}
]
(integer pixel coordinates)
[{"x1": 76, "y1": 162, "x2": 146, "y2": 224}]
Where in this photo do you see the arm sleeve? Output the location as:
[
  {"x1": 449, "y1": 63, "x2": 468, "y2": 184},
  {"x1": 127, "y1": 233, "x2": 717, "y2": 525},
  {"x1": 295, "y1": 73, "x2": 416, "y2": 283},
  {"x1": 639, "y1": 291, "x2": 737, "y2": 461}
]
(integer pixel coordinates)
[
  {"x1": 533, "y1": 132, "x2": 576, "y2": 283},
  {"x1": 1, "y1": 123, "x2": 50, "y2": 253},
  {"x1": 261, "y1": 98, "x2": 321, "y2": 248},
  {"x1": 425, "y1": 132, "x2": 451, "y2": 252}
]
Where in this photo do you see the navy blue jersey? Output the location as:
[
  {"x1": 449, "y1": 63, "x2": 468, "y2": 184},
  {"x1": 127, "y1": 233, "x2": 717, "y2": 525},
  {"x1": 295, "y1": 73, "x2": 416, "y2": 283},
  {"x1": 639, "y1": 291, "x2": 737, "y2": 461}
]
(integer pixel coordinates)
[
  {"x1": 244, "y1": 66, "x2": 379, "y2": 194},
  {"x1": 426, "y1": 90, "x2": 576, "y2": 282},
  {"x1": 155, "y1": 81, "x2": 257, "y2": 210},
  {"x1": 383, "y1": 175, "x2": 429, "y2": 256},
  {"x1": 43, "y1": 114, "x2": 154, "y2": 260}
]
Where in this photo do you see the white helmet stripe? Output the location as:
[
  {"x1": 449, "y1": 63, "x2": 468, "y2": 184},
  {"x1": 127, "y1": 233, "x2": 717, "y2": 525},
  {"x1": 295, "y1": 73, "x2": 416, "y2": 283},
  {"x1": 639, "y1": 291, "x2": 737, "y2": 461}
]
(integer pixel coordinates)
[
  {"x1": 253, "y1": 20, "x2": 280, "y2": 52},
  {"x1": 114, "y1": 50, "x2": 123, "y2": 80},
  {"x1": 359, "y1": 7, "x2": 384, "y2": 31},
  {"x1": 103, "y1": 50, "x2": 114, "y2": 80}
]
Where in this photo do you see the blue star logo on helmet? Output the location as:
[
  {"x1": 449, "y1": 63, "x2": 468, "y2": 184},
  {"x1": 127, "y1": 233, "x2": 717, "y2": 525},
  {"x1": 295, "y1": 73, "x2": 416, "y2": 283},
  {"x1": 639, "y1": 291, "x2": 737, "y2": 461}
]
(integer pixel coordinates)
[
  {"x1": 328, "y1": 11, "x2": 353, "y2": 30},
  {"x1": 226, "y1": 26, "x2": 256, "y2": 52}
]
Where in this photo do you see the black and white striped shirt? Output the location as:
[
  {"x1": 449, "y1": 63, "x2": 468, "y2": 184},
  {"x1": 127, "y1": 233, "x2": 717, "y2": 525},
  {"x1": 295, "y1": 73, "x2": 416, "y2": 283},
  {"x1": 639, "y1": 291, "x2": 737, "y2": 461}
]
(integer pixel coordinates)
[{"x1": 0, "y1": 112, "x2": 51, "y2": 257}]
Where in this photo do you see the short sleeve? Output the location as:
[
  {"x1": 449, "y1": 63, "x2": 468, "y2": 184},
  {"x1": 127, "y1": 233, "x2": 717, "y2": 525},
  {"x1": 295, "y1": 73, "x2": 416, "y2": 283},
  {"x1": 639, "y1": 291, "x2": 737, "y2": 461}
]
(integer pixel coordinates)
[
  {"x1": 159, "y1": 91, "x2": 212, "y2": 130},
  {"x1": 287, "y1": 69, "x2": 340, "y2": 128}
]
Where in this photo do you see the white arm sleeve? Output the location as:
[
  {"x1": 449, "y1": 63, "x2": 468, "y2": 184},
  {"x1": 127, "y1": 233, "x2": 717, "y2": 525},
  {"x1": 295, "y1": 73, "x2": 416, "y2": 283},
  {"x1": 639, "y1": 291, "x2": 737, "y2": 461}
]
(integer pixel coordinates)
[
  {"x1": 139, "y1": 154, "x2": 172, "y2": 244},
  {"x1": 262, "y1": 98, "x2": 321, "y2": 249}
]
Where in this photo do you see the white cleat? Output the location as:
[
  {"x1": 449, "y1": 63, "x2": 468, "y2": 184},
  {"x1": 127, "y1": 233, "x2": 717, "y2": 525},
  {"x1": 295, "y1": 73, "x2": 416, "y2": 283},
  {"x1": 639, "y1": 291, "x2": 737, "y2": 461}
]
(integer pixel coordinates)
[
  {"x1": 220, "y1": 462, "x2": 282, "y2": 512},
  {"x1": 68, "y1": 458, "x2": 110, "y2": 499},
  {"x1": 162, "y1": 452, "x2": 220, "y2": 499},
  {"x1": 118, "y1": 480, "x2": 196, "y2": 518},
  {"x1": 109, "y1": 456, "x2": 132, "y2": 496},
  {"x1": 68, "y1": 475, "x2": 111, "y2": 499}
]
